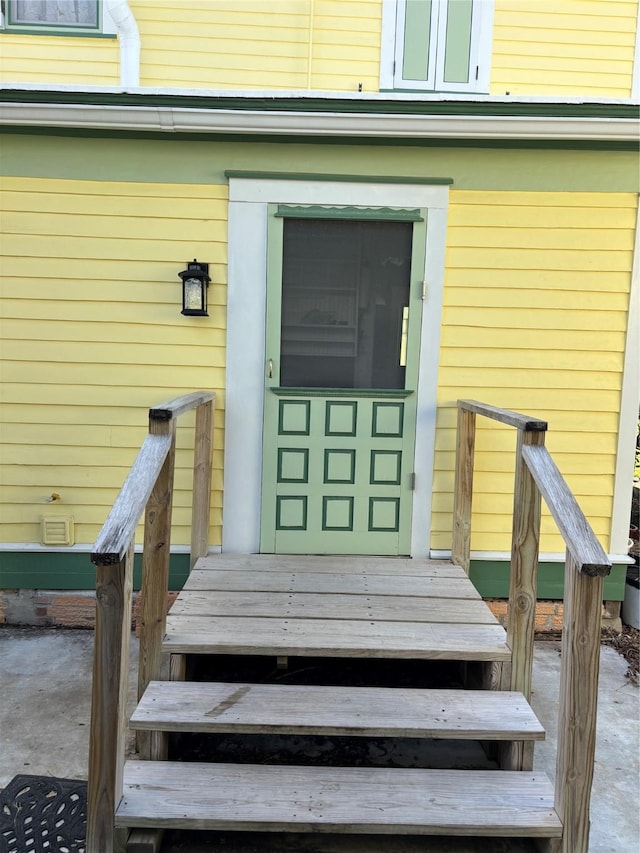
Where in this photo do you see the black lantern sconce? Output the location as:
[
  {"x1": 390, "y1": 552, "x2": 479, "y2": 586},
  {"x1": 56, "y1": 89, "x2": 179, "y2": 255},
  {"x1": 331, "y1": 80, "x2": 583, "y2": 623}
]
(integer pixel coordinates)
[{"x1": 179, "y1": 259, "x2": 211, "y2": 316}]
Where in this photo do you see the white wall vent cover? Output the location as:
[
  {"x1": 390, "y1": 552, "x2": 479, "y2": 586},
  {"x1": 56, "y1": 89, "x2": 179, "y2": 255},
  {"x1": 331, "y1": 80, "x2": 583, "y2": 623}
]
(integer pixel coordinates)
[{"x1": 41, "y1": 515, "x2": 75, "y2": 546}]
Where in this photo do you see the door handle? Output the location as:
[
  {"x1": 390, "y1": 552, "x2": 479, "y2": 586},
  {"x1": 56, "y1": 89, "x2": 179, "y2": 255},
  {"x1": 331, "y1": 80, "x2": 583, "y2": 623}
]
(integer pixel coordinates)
[
  {"x1": 267, "y1": 358, "x2": 273, "y2": 379},
  {"x1": 399, "y1": 307, "x2": 409, "y2": 367}
]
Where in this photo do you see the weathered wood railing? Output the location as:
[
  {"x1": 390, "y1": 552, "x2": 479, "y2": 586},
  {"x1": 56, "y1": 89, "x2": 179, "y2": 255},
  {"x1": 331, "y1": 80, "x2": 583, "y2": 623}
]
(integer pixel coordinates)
[
  {"x1": 452, "y1": 399, "x2": 611, "y2": 853},
  {"x1": 86, "y1": 392, "x2": 215, "y2": 853}
]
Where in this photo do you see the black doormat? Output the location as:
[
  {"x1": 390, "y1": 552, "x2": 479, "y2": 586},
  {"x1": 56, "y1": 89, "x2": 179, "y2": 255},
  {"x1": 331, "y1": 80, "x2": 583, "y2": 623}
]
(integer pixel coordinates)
[{"x1": 0, "y1": 775, "x2": 86, "y2": 853}]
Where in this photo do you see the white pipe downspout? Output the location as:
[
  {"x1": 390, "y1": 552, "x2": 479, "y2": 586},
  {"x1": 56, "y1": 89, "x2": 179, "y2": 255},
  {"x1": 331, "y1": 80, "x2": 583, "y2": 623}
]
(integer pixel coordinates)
[{"x1": 106, "y1": 0, "x2": 140, "y2": 88}]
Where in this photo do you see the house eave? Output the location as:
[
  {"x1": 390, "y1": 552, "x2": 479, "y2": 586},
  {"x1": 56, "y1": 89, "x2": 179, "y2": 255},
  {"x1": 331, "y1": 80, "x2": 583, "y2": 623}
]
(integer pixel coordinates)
[{"x1": 0, "y1": 87, "x2": 638, "y2": 142}]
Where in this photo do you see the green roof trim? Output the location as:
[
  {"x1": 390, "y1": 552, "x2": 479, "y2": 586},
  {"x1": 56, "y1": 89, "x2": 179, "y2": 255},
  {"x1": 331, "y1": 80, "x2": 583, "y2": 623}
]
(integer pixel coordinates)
[
  {"x1": 228, "y1": 171, "x2": 453, "y2": 185},
  {"x1": 1, "y1": 88, "x2": 638, "y2": 120}
]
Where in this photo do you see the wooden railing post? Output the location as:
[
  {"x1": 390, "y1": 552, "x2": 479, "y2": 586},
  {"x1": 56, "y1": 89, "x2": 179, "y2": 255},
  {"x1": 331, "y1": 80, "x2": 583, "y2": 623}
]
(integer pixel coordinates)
[
  {"x1": 500, "y1": 426, "x2": 546, "y2": 769},
  {"x1": 452, "y1": 405, "x2": 476, "y2": 574},
  {"x1": 190, "y1": 398, "x2": 214, "y2": 571},
  {"x1": 136, "y1": 414, "x2": 177, "y2": 761},
  {"x1": 86, "y1": 541, "x2": 134, "y2": 853},
  {"x1": 555, "y1": 551, "x2": 604, "y2": 853}
]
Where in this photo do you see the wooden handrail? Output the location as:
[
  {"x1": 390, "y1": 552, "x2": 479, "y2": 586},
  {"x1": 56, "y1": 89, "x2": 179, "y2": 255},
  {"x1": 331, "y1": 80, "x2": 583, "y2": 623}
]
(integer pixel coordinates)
[
  {"x1": 522, "y1": 444, "x2": 611, "y2": 577},
  {"x1": 87, "y1": 391, "x2": 215, "y2": 853},
  {"x1": 452, "y1": 398, "x2": 610, "y2": 853},
  {"x1": 149, "y1": 390, "x2": 215, "y2": 421},
  {"x1": 91, "y1": 434, "x2": 173, "y2": 565},
  {"x1": 458, "y1": 399, "x2": 548, "y2": 432}
]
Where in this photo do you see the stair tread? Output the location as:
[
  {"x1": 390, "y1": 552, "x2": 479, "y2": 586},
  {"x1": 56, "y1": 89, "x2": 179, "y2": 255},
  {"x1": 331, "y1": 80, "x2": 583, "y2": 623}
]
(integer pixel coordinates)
[
  {"x1": 131, "y1": 681, "x2": 545, "y2": 740},
  {"x1": 163, "y1": 616, "x2": 510, "y2": 660},
  {"x1": 116, "y1": 761, "x2": 563, "y2": 836}
]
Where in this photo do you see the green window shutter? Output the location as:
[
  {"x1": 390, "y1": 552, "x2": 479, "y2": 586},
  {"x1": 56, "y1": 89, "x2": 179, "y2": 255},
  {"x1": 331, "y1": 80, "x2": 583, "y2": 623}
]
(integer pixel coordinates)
[
  {"x1": 401, "y1": 0, "x2": 435, "y2": 84},
  {"x1": 441, "y1": 0, "x2": 474, "y2": 85}
]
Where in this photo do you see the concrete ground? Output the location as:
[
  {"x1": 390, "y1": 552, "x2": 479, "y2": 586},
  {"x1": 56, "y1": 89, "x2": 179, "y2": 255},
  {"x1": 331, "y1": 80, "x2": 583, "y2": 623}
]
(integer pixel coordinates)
[{"x1": 0, "y1": 627, "x2": 638, "y2": 852}]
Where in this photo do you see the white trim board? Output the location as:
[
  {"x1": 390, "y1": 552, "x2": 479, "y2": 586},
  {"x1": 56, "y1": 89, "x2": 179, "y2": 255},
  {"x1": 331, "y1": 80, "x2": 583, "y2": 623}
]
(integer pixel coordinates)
[
  {"x1": 223, "y1": 178, "x2": 450, "y2": 557},
  {"x1": 0, "y1": 103, "x2": 637, "y2": 142},
  {"x1": 0, "y1": 543, "x2": 222, "y2": 554},
  {"x1": 611, "y1": 197, "x2": 640, "y2": 555},
  {"x1": 430, "y1": 550, "x2": 632, "y2": 565}
]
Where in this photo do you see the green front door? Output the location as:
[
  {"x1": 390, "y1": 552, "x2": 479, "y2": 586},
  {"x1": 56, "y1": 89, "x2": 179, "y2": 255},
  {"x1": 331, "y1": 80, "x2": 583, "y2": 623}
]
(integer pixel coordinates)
[{"x1": 261, "y1": 207, "x2": 426, "y2": 555}]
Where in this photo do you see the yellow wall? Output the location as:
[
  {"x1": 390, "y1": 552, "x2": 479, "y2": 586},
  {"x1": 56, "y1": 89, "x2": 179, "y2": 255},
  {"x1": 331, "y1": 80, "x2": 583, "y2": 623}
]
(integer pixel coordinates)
[
  {"x1": 135, "y1": 0, "x2": 381, "y2": 92},
  {"x1": 431, "y1": 189, "x2": 638, "y2": 555},
  {"x1": 0, "y1": 33, "x2": 119, "y2": 85},
  {"x1": 2, "y1": 178, "x2": 635, "y2": 557},
  {"x1": 491, "y1": 0, "x2": 639, "y2": 97},
  {"x1": 2, "y1": 1, "x2": 636, "y2": 97},
  {"x1": 0, "y1": 0, "x2": 381, "y2": 92},
  {"x1": 0, "y1": 176, "x2": 228, "y2": 548}
]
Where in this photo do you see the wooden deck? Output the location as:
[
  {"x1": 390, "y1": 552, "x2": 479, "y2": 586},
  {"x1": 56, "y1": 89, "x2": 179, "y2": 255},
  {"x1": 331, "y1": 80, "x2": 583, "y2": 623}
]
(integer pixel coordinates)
[{"x1": 164, "y1": 554, "x2": 511, "y2": 661}]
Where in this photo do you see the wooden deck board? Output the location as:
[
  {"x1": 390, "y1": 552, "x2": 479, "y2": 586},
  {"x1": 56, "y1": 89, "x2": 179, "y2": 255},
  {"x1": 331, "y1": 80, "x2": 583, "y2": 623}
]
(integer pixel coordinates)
[
  {"x1": 195, "y1": 555, "x2": 466, "y2": 577},
  {"x1": 131, "y1": 681, "x2": 545, "y2": 740},
  {"x1": 163, "y1": 615, "x2": 509, "y2": 660},
  {"x1": 116, "y1": 762, "x2": 562, "y2": 837},
  {"x1": 187, "y1": 570, "x2": 480, "y2": 598},
  {"x1": 165, "y1": 556, "x2": 506, "y2": 661},
  {"x1": 170, "y1": 592, "x2": 496, "y2": 623}
]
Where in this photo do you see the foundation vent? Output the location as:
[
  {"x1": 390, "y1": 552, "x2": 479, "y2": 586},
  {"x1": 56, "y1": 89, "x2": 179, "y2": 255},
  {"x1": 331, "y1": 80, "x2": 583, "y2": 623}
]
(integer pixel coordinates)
[{"x1": 41, "y1": 515, "x2": 75, "y2": 546}]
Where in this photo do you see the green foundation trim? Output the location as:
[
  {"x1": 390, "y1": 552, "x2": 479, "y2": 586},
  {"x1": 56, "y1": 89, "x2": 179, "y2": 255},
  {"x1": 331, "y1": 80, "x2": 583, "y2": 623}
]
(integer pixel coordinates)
[
  {"x1": 2, "y1": 134, "x2": 638, "y2": 192},
  {"x1": 0, "y1": 552, "x2": 627, "y2": 599},
  {"x1": 469, "y1": 560, "x2": 627, "y2": 601},
  {"x1": 0, "y1": 551, "x2": 191, "y2": 592}
]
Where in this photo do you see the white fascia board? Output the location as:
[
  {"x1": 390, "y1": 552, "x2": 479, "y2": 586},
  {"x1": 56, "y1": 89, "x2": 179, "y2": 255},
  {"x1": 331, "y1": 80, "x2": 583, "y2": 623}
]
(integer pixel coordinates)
[
  {"x1": 0, "y1": 102, "x2": 638, "y2": 141},
  {"x1": 430, "y1": 549, "x2": 633, "y2": 564},
  {"x1": 0, "y1": 542, "x2": 222, "y2": 554}
]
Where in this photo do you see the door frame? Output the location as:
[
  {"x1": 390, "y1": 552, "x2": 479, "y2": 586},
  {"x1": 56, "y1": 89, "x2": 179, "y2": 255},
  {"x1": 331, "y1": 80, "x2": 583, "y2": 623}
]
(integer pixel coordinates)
[{"x1": 223, "y1": 175, "x2": 450, "y2": 558}]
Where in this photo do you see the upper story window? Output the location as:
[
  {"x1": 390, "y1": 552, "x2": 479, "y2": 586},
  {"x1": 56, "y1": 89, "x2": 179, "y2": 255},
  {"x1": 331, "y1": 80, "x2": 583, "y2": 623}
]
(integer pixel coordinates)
[
  {"x1": 0, "y1": 0, "x2": 116, "y2": 35},
  {"x1": 381, "y1": 0, "x2": 494, "y2": 94}
]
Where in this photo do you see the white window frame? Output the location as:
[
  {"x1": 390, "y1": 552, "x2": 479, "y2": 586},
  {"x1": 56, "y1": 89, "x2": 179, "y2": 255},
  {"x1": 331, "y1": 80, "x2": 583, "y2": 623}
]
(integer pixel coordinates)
[
  {"x1": 380, "y1": 0, "x2": 494, "y2": 94},
  {"x1": 0, "y1": 1, "x2": 116, "y2": 35}
]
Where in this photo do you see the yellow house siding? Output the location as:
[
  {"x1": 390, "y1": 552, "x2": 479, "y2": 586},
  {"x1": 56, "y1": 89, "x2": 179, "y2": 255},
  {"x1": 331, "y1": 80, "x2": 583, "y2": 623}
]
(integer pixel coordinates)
[
  {"x1": 492, "y1": 0, "x2": 639, "y2": 97},
  {"x1": 0, "y1": 34, "x2": 119, "y2": 85},
  {"x1": 432, "y1": 190, "x2": 637, "y2": 556},
  {"x1": 133, "y1": 0, "x2": 380, "y2": 92},
  {"x1": 0, "y1": 176, "x2": 228, "y2": 548}
]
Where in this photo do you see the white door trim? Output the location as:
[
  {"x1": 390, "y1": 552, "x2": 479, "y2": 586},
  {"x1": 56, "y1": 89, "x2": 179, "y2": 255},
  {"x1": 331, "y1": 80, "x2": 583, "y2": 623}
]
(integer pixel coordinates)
[{"x1": 223, "y1": 177, "x2": 449, "y2": 557}]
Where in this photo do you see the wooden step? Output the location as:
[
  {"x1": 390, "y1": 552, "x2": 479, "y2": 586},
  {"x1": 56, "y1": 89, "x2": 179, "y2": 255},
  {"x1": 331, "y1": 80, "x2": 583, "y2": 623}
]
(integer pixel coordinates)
[
  {"x1": 115, "y1": 761, "x2": 563, "y2": 837},
  {"x1": 130, "y1": 681, "x2": 545, "y2": 741},
  {"x1": 163, "y1": 616, "x2": 510, "y2": 660}
]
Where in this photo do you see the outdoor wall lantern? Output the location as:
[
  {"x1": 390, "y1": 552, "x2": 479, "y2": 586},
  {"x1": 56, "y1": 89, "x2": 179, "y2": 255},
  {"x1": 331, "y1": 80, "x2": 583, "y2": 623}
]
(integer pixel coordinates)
[{"x1": 179, "y1": 259, "x2": 211, "y2": 316}]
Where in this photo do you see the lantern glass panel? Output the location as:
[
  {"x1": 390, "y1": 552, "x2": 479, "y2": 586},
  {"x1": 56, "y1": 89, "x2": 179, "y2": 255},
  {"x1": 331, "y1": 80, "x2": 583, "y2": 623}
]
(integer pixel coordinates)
[{"x1": 184, "y1": 277, "x2": 204, "y2": 311}]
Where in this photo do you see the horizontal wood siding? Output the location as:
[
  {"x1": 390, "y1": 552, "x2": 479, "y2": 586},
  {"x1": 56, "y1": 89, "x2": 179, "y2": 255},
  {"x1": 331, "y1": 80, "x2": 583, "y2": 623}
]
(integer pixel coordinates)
[
  {"x1": 0, "y1": 176, "x2": 227, "y2": 548},
  {"x1": 134, "y1": 0, "x2": 380, "y2": 92},
  {"x1": 0, "y1": 34, "x2": 119, "y2": 85},
  {"x1": 432, "y1": 190, "x2": 637, "y2": 556},
  {"x1": 2, "y1": 0, "x2": 637, "y2": 97},
  {"x1": 491, "y1": 0, "x2": 638, "y2": 97}
]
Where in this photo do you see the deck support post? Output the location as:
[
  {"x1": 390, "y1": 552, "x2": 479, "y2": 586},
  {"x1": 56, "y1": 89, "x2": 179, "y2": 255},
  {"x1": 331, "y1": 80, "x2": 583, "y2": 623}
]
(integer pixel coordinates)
[
  {"x1": 190, "y1": 398, "x2": 214, "y2": 571},
  {"x1": 554, "y1": 551, "x2": 604, "y2": 853},
  {"x1": 137, "y1": 416, "x2": 176, "y2": 759},
  {"x1": 500, "y1": 427, "x2": 545, "y2": 770},
  {"x1": 452, "y1": 406, "x2": 476, "y2": 574},
  {"x1": 86, "y1": 543, "x2": 134, "y2": 853}
]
